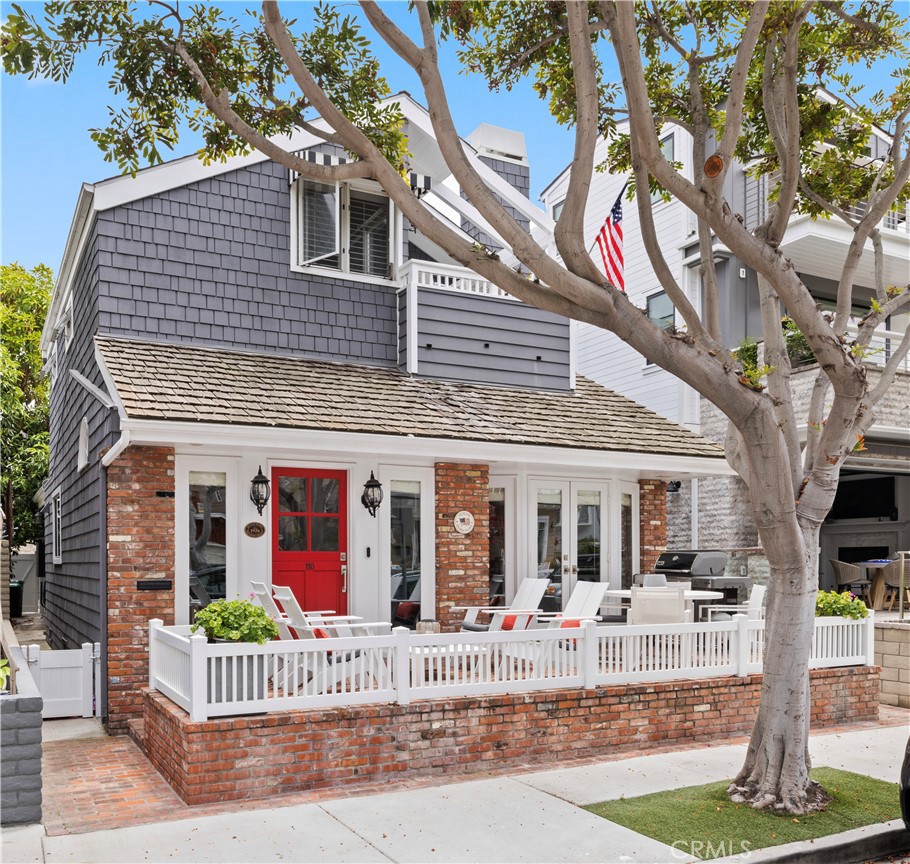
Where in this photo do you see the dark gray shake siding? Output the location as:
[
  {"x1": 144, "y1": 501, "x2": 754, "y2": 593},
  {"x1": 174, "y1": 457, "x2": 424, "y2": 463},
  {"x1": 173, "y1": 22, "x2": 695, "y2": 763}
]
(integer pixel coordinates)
[
  {"x1": 402, "y1": 287, "x2": 571, "y2": 391},
  {"x1": 95, "y1": 160, "x2": 397, "y2": 366},
  {"x1": 461, "y1": 156, "x2": 531, "y2": 248},
  {"x1": 44, "y1": 230, "x2": 119, "y2": 652}
]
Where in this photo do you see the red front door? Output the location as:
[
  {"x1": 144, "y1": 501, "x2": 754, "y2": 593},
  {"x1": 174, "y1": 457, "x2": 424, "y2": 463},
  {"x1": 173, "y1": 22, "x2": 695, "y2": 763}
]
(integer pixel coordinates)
[{"x1": 272, "y1": 468, "x2": 347, "y2": 614}]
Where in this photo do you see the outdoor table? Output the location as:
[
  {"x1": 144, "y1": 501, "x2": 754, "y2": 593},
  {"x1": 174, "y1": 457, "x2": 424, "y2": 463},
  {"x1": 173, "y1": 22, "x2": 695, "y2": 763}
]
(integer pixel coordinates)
[
  {"x1": 857, "y1": 560, "x2": 894, "y2": 610},
  {"x1": 602, "y1": 588, "x2": 723, "y2": 618}
]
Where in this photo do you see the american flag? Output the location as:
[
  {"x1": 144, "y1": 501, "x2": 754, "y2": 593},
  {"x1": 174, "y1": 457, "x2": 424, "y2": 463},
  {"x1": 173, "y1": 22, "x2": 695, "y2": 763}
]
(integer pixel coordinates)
[{"x1": 595, "y1": 187, "x2": 625, "y2": 291}]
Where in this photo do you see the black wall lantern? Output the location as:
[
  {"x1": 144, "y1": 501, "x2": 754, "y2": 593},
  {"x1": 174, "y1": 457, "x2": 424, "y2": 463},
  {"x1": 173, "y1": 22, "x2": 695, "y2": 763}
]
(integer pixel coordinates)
[
  {"x1": 250, "y1": 465, "x2": 271, "y2": 516},
  {"x1": 361, "y1": 471, "x2": 383, "y2": 517}
]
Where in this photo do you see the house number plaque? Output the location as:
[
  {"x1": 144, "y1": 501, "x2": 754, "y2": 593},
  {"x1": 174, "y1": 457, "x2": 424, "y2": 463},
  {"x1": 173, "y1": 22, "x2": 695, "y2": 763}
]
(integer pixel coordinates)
[
  {"x1": 244, "y1": 522, "x2": 266, "y2": 538},
  {"x1": 453, "y1": 510, "x2": 475, "y2": 535}
]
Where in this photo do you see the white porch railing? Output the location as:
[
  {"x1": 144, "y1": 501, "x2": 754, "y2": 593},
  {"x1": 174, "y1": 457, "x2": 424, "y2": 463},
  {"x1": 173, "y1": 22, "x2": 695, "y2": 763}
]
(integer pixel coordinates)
[
  {"x1": 400, "y1": 259, "x2": 518, "y2": 300},
  {"x1": 149, "y1": 614, "x2": 876, "y2": 722}
]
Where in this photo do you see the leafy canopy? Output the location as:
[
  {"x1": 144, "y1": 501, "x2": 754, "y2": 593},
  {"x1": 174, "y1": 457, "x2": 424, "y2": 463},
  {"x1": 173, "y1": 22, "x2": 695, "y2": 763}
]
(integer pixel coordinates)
[{"x1": 1, "y1": 263, "x2": 52, "y2": 548}]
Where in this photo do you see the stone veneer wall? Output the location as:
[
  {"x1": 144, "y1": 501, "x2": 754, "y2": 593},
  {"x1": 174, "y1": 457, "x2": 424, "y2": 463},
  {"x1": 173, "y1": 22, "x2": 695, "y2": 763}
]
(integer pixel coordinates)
[
  {"x1": 435, "y1": 463, "x2": 490, "y2": 631},
  {"x1": 874, "y1": 621, "x2": 910, "y2": 708},
  {"x1": 140, "y1": 666, "x2": 879, "y2": 805},
  {"x1": 0, "y1": 645, "x2": 43, "y2": 825},
  {"x1": 106, "y1": 446, "x2": 176, "y2": 734},
  {"x1": 639, "y1": 480, "x2": 668, "y2": 574}
]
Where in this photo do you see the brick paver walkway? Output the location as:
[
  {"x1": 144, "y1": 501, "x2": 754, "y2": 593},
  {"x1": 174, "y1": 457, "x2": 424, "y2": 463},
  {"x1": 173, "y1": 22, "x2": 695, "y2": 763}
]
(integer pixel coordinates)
[{"x1": 41, "y1": 705, "x2": 909, "y2": 837}]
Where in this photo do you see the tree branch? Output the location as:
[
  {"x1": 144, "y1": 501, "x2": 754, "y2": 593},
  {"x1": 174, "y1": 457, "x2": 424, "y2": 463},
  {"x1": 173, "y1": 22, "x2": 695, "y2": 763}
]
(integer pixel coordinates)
[
  {"x1": 552, "y1": 0, "x2": 604, "y2": 283},
  {"x1": 801, "y1": 370, "x2": 830, "y2": 473}
]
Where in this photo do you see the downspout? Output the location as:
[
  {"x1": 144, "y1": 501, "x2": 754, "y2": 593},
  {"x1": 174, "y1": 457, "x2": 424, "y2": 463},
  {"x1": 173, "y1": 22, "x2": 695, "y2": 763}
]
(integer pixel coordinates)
[{"x1": 100, "y1": 430, "x2": 131, "y2": 468}]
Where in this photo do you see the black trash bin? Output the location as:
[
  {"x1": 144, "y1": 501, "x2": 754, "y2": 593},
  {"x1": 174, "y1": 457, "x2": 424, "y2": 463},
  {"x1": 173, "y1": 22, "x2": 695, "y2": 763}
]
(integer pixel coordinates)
[{"x1": 8, "y1": 579, "x2": 23, "y2": 618}]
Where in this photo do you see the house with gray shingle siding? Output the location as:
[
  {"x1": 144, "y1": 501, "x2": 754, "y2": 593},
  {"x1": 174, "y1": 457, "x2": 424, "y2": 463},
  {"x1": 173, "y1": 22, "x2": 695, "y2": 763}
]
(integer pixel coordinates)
[{"x1": 40, "y1": 93, "x2": 730, "y2": 727}]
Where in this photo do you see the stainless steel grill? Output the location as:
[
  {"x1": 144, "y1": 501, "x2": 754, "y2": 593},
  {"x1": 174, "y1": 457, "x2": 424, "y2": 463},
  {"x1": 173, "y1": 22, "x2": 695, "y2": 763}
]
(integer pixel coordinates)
[{"x1": 653, "y1": 550, "x2": 750, "y2": 604}]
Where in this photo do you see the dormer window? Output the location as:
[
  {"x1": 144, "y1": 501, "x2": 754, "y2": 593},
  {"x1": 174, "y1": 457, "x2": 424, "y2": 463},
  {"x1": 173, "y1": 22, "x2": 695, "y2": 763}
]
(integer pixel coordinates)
[{"x1": 292, "y1": 179, "x2": 394, "y2": 280}]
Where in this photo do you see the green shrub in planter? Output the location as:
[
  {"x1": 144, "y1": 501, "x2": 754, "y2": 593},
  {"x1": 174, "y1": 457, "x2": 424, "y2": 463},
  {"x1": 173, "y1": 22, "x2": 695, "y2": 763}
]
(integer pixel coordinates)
[
  {"x1": 191, "y1": 598, "x2": 279, "y2": 643},
  {"x1": 815, "y1": 590, "x2": 869, "y2": 620}
]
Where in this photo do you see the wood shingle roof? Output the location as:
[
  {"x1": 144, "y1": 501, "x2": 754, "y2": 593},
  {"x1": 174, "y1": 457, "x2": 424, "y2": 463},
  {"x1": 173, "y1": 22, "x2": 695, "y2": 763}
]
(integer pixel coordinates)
[{"x1": 96, "y1": 336, "x2": 725, "y2": 459}]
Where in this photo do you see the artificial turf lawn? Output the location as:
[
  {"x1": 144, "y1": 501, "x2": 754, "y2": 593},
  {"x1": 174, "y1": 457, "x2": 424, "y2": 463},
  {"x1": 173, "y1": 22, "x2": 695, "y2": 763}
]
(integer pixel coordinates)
[{"x1": 584, "y1": 767, "x2": 900, "y2": 861}]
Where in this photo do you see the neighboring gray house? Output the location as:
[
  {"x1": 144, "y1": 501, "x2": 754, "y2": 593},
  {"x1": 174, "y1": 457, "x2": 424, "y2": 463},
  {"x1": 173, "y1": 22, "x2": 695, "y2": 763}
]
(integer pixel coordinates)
[
  {"x1": 540, "y1": 94, "x2": 910, "y2": 586},
  {"x1": 39, "y1": 94, "x2": 727, "y2": 729}
]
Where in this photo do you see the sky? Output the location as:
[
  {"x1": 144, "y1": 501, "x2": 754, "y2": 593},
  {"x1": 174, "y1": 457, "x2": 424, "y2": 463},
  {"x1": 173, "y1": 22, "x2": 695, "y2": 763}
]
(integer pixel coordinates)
[{"x1": 0, "y1": 1, "x2": 579, "y2": 275}]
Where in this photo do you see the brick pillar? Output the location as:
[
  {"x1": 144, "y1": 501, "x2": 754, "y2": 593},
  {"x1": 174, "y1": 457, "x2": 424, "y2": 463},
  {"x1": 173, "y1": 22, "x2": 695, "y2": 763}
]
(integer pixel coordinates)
[
  {"x1": 434, "y1": 463, "x2": 490, "y2": 631},
  {"x1": 639, "y1": 479, "x2": 668, "y2": 574},
  {"x1": 106, "y1": 446, "x2": 175, "y2": 734}
]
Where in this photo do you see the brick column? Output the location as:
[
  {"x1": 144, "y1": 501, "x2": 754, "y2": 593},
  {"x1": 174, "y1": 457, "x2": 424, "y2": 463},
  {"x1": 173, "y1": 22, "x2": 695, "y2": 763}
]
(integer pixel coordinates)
[
  {"x1": 106, "y1": 446, "x2": 175, "y2": 734},
  {"x1": 434, "y1": 463, "x2": 490, "y2": 631},
  {"x1": 639, "y1": 479, "x2": 668, "y2": 574}
]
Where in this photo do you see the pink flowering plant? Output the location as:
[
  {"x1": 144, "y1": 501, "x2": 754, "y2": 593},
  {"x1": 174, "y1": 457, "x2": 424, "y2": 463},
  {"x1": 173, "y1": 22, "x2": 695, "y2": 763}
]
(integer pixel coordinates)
[
  {"x1": 191, "y1": 598, "x2": 279, "y2": 643},
  {"x1": 815, "y1": 590, "x2": 869, "y2": 620}
]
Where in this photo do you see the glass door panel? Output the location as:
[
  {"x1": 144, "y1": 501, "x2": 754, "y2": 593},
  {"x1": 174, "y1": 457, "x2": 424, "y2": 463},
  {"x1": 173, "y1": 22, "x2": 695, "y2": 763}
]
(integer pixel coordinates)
[
  {"x1": 390, "y1": 479, "x2": 422, "y2": 628},
  {"x1": 489, "y1": 487, "x2": 506, "y2": 606},
  {"x1": 575, "y1": 489, "x2": 602, "y2": 583},
  {"x1": 188, "y1": 471, "x2": 227, "y2": 618},
  {"x1": 536, "y1": 485, "x2": 567, "y2": 613}
]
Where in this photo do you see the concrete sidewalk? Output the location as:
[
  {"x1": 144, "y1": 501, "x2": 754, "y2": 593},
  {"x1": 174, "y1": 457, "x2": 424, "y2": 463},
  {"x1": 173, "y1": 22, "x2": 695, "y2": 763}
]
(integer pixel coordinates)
[{"x1": 3, "y1": 722, "x2": 908, "y2": 864}]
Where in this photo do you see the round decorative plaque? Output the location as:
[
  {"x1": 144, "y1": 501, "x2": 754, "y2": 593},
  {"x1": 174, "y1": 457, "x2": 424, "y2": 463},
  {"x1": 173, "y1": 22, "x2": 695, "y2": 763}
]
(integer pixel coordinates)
[
  {"x1": 453, "y1": 510, "x2": 475, "y2": 535},
  {"x1": 244, "y1": 522, "x2": 266, "y2": 538}
]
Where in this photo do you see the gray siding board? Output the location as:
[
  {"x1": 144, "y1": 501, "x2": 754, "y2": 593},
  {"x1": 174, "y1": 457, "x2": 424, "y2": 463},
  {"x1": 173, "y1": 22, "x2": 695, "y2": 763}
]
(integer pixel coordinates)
[
  {"x1": 413, "y1": 287, "x2": 571, "y2": 391},
  {"x1": 43, "y1": 229, "x2": 119, "y2": 651},
  {"x1": 95, "y1": 160, "x2": 398, "y2": 367}
]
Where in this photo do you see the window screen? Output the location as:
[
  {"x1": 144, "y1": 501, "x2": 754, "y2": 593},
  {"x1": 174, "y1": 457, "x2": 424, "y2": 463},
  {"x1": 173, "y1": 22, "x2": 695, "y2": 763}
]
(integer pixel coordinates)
[
  {"x1": 298, "y1": 180, "x2": 339, "y2": 267},
  {"x1": 349, "y1": 190, "x2": 389, "y2": 277}
]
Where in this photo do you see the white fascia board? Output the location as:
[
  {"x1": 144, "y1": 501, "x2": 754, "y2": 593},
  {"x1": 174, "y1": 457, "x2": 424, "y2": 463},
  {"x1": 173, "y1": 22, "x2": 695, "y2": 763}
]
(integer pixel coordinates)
[
  {"x1": 796, "y1": 422, "x2": 910, "y2": 444},
  {"x1": 92, "y1": 126, "x2": 327, "y2": 213},
  {"x1": 42, "y1": 183, "x2": 95, "y2": 354},
  {"x1": 118, "y1": 417, "x2": 734, "y2": 478}
]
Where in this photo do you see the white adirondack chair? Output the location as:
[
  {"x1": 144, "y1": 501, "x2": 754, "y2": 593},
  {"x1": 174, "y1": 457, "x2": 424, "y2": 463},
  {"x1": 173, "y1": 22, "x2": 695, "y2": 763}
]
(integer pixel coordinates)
[
  {"x1": 455, "y1": 577, "x2": 550, "y2": 632},
  {"x1": 537, "y1": 580, "x2": 610, "y2": 627},
  {"x1": 702, "y1": 584, "x2": 766, "y2": 621}
]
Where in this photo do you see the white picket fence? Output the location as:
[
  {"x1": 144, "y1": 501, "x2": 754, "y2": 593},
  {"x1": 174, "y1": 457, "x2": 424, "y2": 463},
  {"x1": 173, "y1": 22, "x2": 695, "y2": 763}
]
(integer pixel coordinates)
[{"x1": 149, "y1": 614, "x2": 875, "y2": 722}]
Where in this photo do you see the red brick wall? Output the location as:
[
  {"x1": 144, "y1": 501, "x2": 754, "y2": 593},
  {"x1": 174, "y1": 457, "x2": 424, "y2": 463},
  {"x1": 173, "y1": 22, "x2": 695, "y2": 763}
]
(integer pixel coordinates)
[
  {"x1": 106, "y1": 446, "x2": 176, "y2": 734},
  {"x1": 639, "y1": 479, "x2": 668, "y2": 573},
  {"x1": 435, "y1": 463, "x2": 490, "y2": 631},
  {"x1": 141, "y1": 666, "x2": 878, "y2": 805}
]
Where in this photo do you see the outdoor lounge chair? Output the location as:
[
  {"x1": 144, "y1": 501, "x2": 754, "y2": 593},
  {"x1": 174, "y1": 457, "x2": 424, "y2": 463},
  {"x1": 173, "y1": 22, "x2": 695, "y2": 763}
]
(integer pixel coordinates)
[
  {"x1": 829, "y1": 560, "x2": 872, "y2": 603},
  {"x1": 702, "y1": 584, "x2": 766, "y2": 621},
  {"x1": 455, "y1": 577, "x2": 549, "y2": 632}
]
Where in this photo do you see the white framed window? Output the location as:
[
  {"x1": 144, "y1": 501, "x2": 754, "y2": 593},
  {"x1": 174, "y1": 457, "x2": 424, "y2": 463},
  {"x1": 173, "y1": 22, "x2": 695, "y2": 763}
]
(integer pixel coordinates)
[
  {"x1": 647, "y1": 290, "x2": 675, "y2": 330},
  {"x1": 77, "y1": 417, "x2": 90, "y2": 473},
  {"x1": 61, "y1": 302, "x2": 73, "y2": 351},
  {"x1": 551, "y1": 199, "x2": 566, "y2": 222},
  {"x1": 51, "y1": 486, "x2": 63, "y2": 564},
  {"x1": 292, "y1": 179, "x2": 395, "y2": 280}
]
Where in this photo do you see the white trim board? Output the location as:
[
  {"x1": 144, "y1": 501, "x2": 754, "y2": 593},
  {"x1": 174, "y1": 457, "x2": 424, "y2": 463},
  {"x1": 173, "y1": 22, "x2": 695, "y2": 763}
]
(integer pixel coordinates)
[{"x1": 117, "y1": 417, "x2": 734, "y2": 479}]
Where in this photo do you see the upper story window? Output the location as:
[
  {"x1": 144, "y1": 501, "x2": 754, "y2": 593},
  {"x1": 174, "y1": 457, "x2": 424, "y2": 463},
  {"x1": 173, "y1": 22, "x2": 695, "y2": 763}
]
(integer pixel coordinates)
[
  {"x1": 647, "y1": 291, "x2": 675, "y2": 330},
  {"x1": 293, "y1": 179, "x2": 393, "y2": 280},
  {"x1": 551, "y1": 199, "x2": 566, "y2": 222},
  {"x1": 651, "y1": 134, "x2": 675, "y2": 204}
]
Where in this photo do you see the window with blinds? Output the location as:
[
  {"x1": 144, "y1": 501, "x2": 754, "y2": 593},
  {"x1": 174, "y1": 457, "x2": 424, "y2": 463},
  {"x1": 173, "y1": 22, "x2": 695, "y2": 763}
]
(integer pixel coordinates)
[{"x1": 294, "y1": 180, "x2": 391, "y2": 279}]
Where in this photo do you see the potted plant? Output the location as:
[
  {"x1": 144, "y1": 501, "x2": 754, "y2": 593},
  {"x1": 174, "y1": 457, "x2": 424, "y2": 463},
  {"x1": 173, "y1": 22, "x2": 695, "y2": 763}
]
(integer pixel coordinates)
[
  {"x1": 191, "y1": 598, "x2": 279, "y2": 704},
  {"x1": 815, "y1": 589, "x2": 869, "y2": 620}
]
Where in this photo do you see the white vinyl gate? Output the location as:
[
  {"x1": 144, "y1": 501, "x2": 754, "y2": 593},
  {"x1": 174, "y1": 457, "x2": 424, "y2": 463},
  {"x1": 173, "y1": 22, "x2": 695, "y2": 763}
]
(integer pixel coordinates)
[{"x1": 27, "y1": 643, "x2": 101, "y2": 719}]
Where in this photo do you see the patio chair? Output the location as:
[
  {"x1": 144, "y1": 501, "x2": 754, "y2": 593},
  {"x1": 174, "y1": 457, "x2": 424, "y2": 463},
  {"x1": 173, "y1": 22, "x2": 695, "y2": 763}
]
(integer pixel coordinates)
[
  {"x1": 537, "y1": 580, "x2": 610, "y2": 627},
  {"x1": 702, "y1": 584, "x2": 766, "y2": 621},
  {"x1": 829, "y1": 560, "x2": 872, "y2": 603},
  {"x1": 250, "y1": 580, "x2": 298, "y2": 640},
  {"x1": 881, "y1": 560, "x2": 910, "y2": 611},
  {"x1": 628, "y1": 586, "x2": 691, "y2": 625},
  {"x1": 455, "y1": 577, "x2": 549, "y2": 632}
]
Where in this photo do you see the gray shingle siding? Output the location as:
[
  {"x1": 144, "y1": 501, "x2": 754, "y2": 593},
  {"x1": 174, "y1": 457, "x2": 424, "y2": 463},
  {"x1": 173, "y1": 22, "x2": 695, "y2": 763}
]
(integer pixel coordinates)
[
  {"x1": 43, "y1": 230, "x2": 119, "y2": 653},
  {"x1": 94, "y1": 160, "x2": 398, "y2": 366},
  {"x1": 408, "y1": 288, "x2": 571, "y2": 391},
  {"x1": 461, "y1": 155, "x2": 530, "y2": 247}
]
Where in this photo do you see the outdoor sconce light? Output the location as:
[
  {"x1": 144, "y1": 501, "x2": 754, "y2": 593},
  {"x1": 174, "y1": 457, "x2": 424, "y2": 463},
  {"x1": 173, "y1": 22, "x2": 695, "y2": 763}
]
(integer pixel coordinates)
[
  {"x1": 667, "y1": 480, "x2": 682, "y2": 493},
  {"x1": 361, "y1": 471, "x2": 383, "y2": 517},
  {"x1": 249, "y1": 466, "x2": 271, "y2": 516},
  {"x1": 409, "y1": 171, "x2": 431, "y2": 199}
]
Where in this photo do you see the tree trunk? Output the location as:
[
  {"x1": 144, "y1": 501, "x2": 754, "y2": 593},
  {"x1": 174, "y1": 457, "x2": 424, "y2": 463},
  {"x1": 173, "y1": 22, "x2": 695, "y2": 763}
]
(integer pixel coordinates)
[{"x1": 729, "y1": 518, "x2": 830, "y2": 813}]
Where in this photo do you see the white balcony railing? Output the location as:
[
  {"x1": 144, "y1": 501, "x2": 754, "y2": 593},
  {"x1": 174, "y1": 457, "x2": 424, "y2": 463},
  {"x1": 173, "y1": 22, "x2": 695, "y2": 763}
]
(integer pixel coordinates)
[
  {"x1": 845, "y1": 324, "x2": 910, "y2": 374},
  {"x1": 400, "y1": 260, "x2": 518, "y2": 301},
  {"x1": 149, "y1": 614, "x2": 875, "y2": 722}
]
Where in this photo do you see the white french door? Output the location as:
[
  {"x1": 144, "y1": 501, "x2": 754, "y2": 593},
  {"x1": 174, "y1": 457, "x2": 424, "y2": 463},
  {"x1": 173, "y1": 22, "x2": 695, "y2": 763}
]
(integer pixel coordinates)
[{"x1": 530, "y1": 479, "x2": 610, "y2": 613}]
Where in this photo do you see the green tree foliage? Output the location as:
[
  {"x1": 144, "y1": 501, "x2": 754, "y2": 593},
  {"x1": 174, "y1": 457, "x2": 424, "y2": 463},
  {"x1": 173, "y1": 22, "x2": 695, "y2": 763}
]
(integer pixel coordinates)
[{"x1": 1, "y1": 263, "x2": 52, "y2": 549}]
